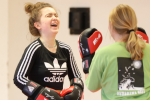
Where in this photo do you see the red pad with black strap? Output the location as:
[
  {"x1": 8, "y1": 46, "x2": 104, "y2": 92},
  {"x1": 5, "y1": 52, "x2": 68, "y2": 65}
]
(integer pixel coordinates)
[
  {"x1": 136, "y1": 31, "x2": 149, "y2": 43},
  {"x1": 87, "y1": 31, "x2": 103, "y2": 54},
  {"x1": 78, "y1": 31, "x2": 102, "y2": 58}
]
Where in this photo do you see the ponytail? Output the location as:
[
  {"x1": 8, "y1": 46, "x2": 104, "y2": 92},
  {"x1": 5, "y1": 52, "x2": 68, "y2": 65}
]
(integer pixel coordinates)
[
  {"x1": 109, "y1": 4, "x2": 145, "y2": 60},
  {"x1": 126, "y1": 31, "x2": 145, "y2": 60}
]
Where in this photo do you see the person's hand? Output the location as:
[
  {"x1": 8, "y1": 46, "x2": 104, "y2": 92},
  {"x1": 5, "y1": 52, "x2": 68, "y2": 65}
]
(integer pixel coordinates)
[{"x1": 78, "y1": 28, "x2": 103, "y2": 74}]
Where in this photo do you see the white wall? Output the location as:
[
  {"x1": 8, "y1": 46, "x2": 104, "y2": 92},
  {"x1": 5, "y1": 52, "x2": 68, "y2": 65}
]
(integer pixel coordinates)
[
  {"x1": 8, "y1": 0, "x2": 36, "y2": 100},
  {"x1": 8, "y1": 0, "x2": 150, "y2": 100},
  {"x1": 0, "y1": 0, "x2": 8, "y2": 100}
]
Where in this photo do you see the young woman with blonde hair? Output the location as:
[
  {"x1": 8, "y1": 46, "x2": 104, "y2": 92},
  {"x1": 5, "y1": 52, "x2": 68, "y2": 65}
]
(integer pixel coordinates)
[{"x1": 84, "y1": 4, "x2": 150, "y2": 100}]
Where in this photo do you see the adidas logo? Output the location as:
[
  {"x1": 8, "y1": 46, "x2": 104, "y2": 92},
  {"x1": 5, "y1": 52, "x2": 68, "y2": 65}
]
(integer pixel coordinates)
[
  {"x1": 44, "y1": 58, "x2": 67, "y2": 82},
  {"x1": 44, "y1": 58, "x2": 67, "y2": 75},
  {"x1": 28, "y1": 86, "x2": 34, "y2": 93}
]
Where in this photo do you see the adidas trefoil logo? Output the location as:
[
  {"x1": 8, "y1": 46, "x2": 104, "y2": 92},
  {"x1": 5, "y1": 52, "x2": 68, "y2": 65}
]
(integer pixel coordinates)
[
  {"x1": 28, "y1": 86, "x2": 34, "y2": 93},
  {"x1": 44, "y1": 58, "x2": 67, "y2": 75},
  {"x1": 44, "y1": 58, "x2": 67, "y2": 82}
]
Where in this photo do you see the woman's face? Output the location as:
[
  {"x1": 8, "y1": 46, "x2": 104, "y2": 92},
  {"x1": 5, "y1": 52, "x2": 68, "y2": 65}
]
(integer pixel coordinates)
[{"x1": 36, "y1": 7, "x2": 60, "y2": 36}]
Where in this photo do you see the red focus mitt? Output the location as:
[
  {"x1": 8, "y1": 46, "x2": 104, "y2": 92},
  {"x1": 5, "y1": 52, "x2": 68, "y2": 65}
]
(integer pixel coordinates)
[
  {"x1": 136, "y1": 27, "x2": 149, "y2": 43},
  {"x1": 78, "y1": 28, "x2": 103, "y2": 74}
]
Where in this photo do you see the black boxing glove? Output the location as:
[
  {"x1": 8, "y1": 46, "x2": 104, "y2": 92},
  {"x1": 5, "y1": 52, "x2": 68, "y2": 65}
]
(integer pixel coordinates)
[
  {"x1": 60, "y1": 78, "x2": 84, "y2": 100},
  {"x1": 78, "y1": 28, "x2": 103, "y2": 74},
  {"x1": 22, "y1": 81, "x2": 64, "y2": 100}
]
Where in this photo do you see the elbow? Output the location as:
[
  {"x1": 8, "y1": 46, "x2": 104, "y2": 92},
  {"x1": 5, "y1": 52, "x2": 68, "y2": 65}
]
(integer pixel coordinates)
[
  {"x1": 13, "y1": 76, "x2": 18, "y2": 87},
  {"x1": 90, "y1": 88, "x2": 101, "y2": 93},
  {"x1": 13, "y1": 76, "x2": 17, "y2": 84},
  {"x1": 13, "y1": 76, "x2": 23, "y2": 90}
]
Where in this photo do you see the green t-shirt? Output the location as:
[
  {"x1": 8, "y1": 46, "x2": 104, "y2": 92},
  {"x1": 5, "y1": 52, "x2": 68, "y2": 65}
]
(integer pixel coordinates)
[{"x1": 85, "y1": 42, "x2": 150, "y2": 100}]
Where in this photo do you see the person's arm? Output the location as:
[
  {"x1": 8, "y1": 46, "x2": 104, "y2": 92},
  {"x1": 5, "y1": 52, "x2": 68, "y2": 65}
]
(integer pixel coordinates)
[
  {"x1": 85, "y1": 73, "x2": 89, "y2": 80},
  {"x1": 65, "y1": 45, "x2": 81, "y2": 80},
  {"x1": 85, "y1": 48, "x2": 104, "y2": 93},
  {"x1": 13, "y1": 42, "x2": 41, "y2": 91},
  {"x1": 77, "y1": 28, "x2": 103, "y2": 92},
  {"x1": 86, "y1": 73, "x2": 101, "y2": 93},
  {"x1": 13, "y1": 42, "x2": 63, "y2": 100},
  {"x1": 13, "y1": 42, "x2": 43, "y2": 99},
  {"x1": 85, "y1": 74, "x2": 101, "y2": 93},
  {"x1": 78, "y1": 28, "x2": 103, "y2": 74},
  {"x1": 60, "y1": 44, "x2": 84, "y2": 100}
]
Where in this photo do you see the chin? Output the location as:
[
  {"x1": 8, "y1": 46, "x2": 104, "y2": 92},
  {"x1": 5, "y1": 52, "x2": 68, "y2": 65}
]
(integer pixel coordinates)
[{"x1": 51, "y1": 30, "x2": 59, "y2": 34}]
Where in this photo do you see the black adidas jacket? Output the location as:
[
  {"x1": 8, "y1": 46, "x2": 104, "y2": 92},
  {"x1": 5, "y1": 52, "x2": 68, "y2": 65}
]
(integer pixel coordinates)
[{"x1": 13, "y1": 38, "x2": 81, "y2": 92}]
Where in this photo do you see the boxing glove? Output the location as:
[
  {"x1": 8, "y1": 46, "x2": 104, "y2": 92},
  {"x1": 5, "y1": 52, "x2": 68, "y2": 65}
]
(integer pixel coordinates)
[
  {"x1": 136, "y1": 27, "x2": 149, "y2": 43},
  {"x1": 35, "y1": 87, "x2": 63, "y2": 100},
  {"x1": 78, "y1": 28, "x2": 102, "y2": 74},
  {"x1": 60, "y1": 78, "x2": 84, "y2": 100},
  {"x1": 22, "y1": 81, "x2": 64, "y2": 100}
]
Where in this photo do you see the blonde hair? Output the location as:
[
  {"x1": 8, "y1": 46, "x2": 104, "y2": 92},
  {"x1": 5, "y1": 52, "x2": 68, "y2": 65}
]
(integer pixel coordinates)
[
  {"x1": 25, "y1": 2, "x2": 55, "y2": 36},
  {"x1": 109, "y1": 4, "x2": 145, "y2": 60}
]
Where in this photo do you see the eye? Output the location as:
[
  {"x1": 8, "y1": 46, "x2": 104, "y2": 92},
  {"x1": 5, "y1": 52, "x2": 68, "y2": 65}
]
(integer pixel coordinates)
[
  {"x1": 55, "y1": 14, "x2": 58, "y2": 17},
  {"x1": 47, "y1": 15, "x2": 51, "y2": 17},
  {"x1": 46, "y1": 14, "x2": 52, "y2": 17}
]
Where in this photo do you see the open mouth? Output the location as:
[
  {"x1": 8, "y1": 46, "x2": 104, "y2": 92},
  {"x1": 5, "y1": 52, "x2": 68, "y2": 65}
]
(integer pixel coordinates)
[{"x1": 51, "y1": 24, "x2": 57, "y2": 27}]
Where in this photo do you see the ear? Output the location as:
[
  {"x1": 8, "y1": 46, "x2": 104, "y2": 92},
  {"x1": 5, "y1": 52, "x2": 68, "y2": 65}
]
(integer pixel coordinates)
[
  {"x1": 108, "y1": 22, "x2": 113, "y2": 32},
  {"x1": 34, "y1": 22, "x2": 41, "y2": 30},
  {"x1": 109, "y1": 22, "x2": 113, "y2": 29}
]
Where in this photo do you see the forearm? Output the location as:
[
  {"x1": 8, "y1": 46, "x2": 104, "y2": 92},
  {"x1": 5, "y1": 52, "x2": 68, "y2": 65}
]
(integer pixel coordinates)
[
  {"x1": 85, "y1": 73, "x2": 101, "y2": 92},
  {"x1": 85, "y1": 74, "x2": 89, "y2": 80}
]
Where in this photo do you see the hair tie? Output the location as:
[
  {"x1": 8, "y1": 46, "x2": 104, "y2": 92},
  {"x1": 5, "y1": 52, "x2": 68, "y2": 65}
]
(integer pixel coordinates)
[{"x1": 128, "y1": 29, "x2": 134, "y2": 33}]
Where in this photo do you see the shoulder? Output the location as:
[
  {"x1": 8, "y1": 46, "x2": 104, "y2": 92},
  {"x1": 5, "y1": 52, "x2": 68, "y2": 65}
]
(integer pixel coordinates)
[
  {"x1": 95, "y1": 42, "x2": 126, "y2": 59},
  {"x1": 96, "y1": 43, "x2": 118, "y2": 54},
  {"x1": 57, "y1": 40, "x2": 71, "y2": 51},
  {"x1": 145, "y1": 43, "x2": 150, "y2": 48},
  {"x1": 143, "y1": 43, "x2": 150, "y2": 52},
  {"x1": 24, "y1": 39, "x2": 42, "y2": 54}
]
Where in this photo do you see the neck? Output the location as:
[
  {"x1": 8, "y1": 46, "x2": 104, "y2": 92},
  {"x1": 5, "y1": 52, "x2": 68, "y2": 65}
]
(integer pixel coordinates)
[
  {"x1": 113, "y1": 32, "x2": 129, "y2": 42},
  {"x1": 40, "y1": 35, "x2": 56, "y2": 47}
]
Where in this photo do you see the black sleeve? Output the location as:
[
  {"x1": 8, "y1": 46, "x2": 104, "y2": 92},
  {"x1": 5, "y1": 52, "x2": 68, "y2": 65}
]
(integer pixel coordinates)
[
  {"x1": 66, "y1": 45, "x2": 81, "y2": 81},
  {"x1": 13, "y1": 42, "x2": 41, "y2": 90}
]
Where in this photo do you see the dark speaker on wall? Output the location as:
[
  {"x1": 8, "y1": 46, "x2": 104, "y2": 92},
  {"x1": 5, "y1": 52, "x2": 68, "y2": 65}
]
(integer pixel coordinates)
[{"x1": 69, "y1": 8, "x2": 90, "y2": 34}]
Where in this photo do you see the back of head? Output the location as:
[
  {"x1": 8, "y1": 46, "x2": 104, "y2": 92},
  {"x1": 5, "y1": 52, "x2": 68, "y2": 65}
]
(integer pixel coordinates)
[
  {"x1": 109, "y1": 4, "x2": 145, "y2": 60},
  {"x1": 25, "y1": 2, "x2": 54, "y2": 36}
]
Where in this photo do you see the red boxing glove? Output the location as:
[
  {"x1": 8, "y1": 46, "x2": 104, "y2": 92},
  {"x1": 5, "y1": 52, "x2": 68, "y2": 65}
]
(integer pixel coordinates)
[
  {"x1": 60, "y1": 78, "x2": 84, "y2": 100},
  {"x1": 78, "y1": 28, "x2": 102, "y2": 73},
  {"x1": 136, "y1": 27, "x2": 149, "y2": 43},
  {"x1": 61, "y1": 86, "x2": 84, "y2": 100},
  {"x1": 61, "y1": 86, "x2": 74, "y2": 97}
]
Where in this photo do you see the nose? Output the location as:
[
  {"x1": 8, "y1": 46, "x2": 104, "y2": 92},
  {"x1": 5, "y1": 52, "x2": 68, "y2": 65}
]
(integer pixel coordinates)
[{"x1": 52, "y1": 15, "x2": 57, "y2": 21}]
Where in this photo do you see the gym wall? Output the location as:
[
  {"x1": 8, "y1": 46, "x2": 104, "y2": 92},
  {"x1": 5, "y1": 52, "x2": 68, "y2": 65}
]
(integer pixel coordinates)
[
  {"x1": 1, "y1": 0, "x2": 149, "y2": 100},
  {"x1": 0, "y1": 0, "x2": 8, "y2": 100}
]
